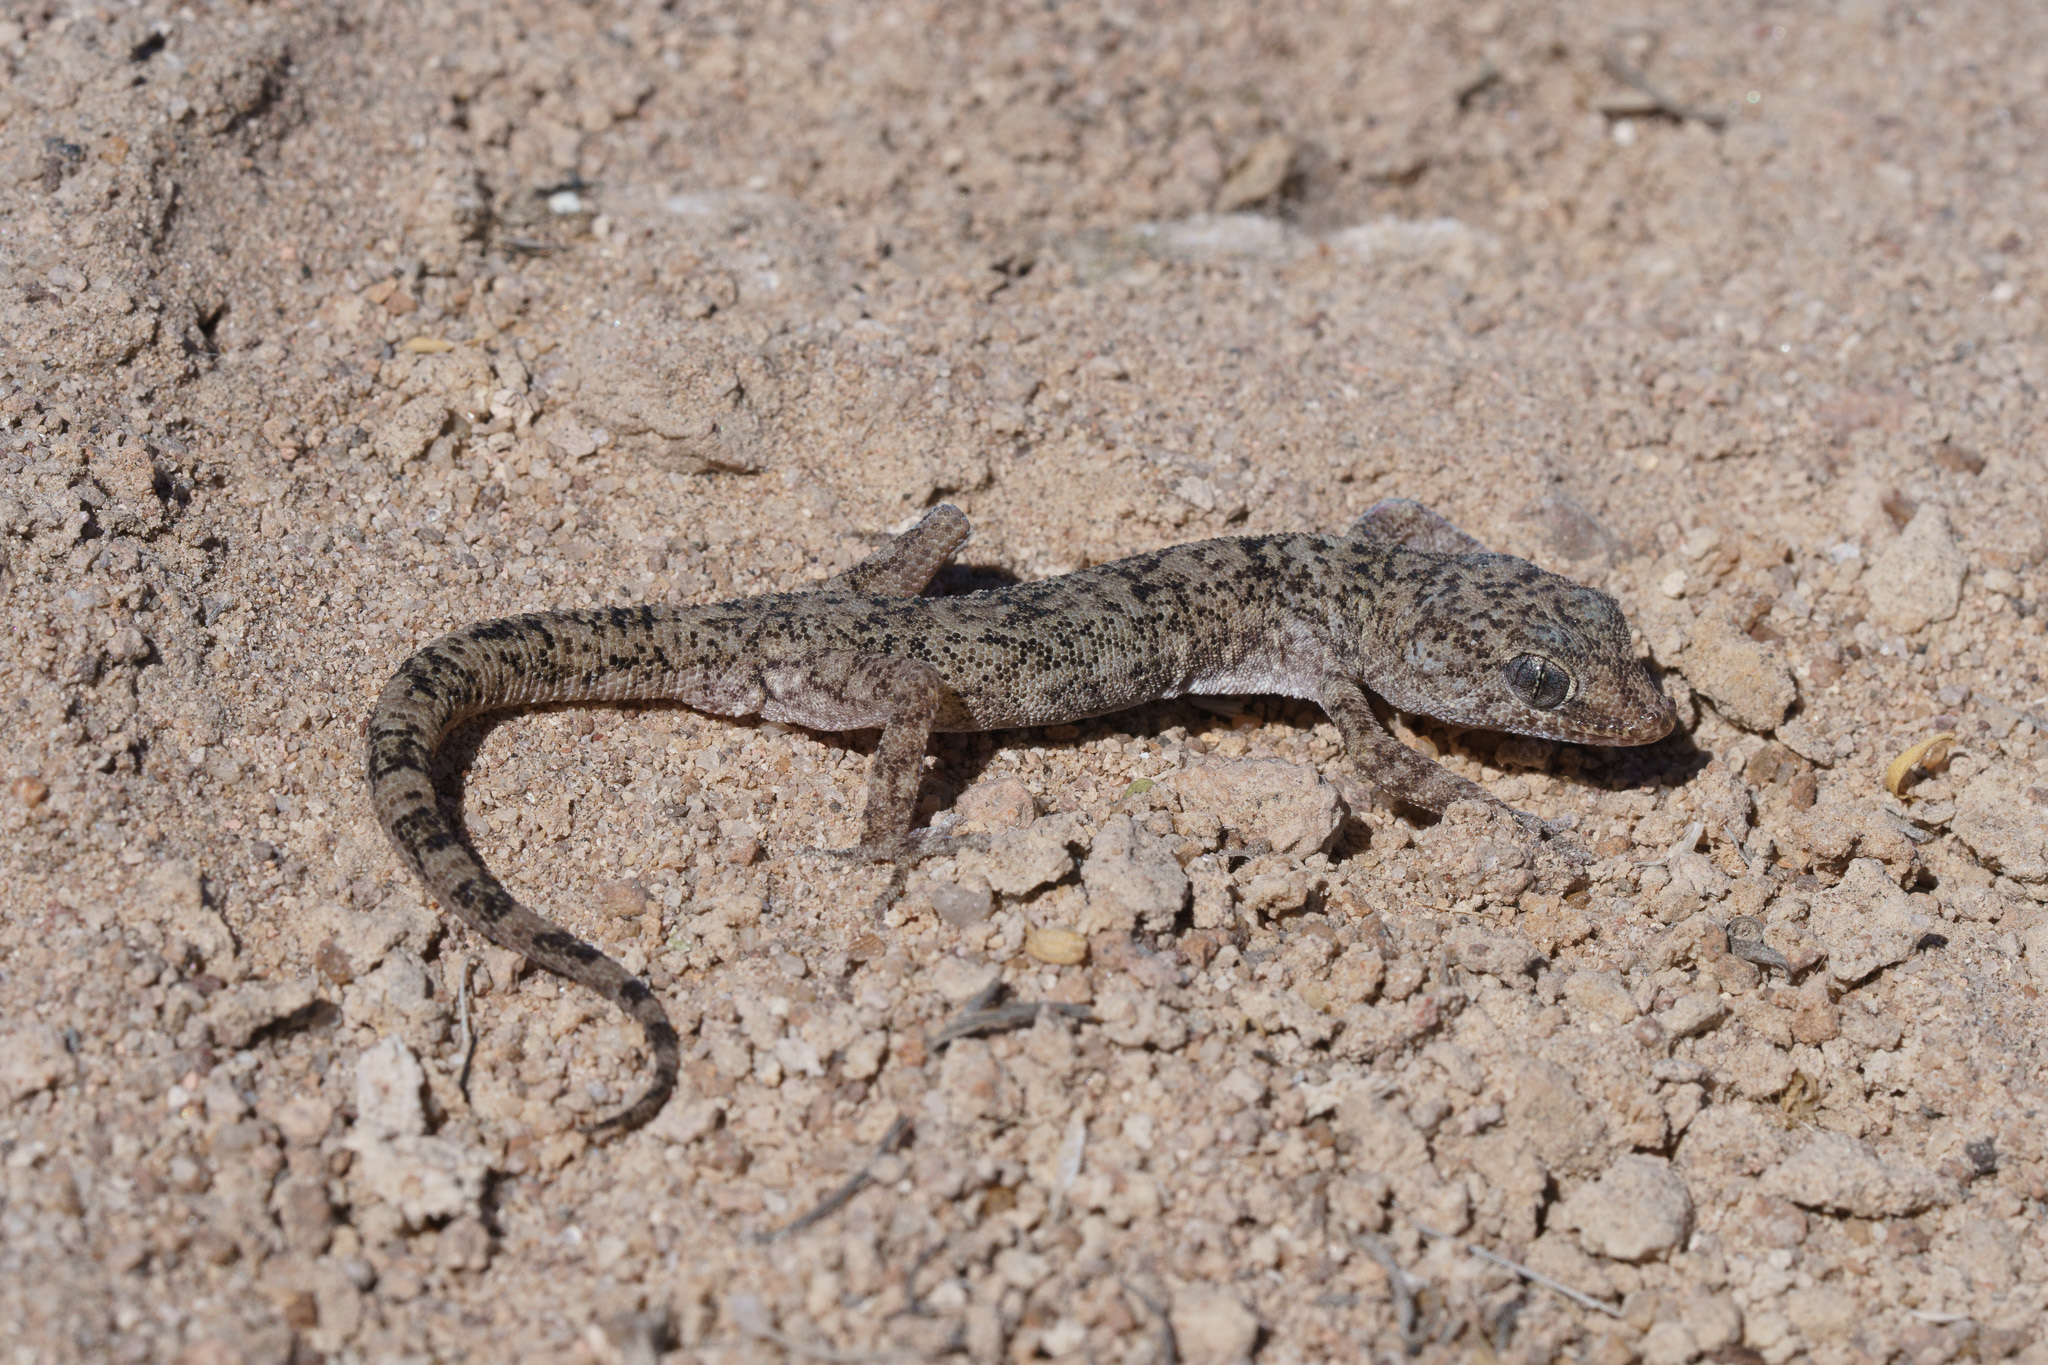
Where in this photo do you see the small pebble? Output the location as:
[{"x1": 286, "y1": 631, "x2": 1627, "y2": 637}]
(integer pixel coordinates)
[
  {"x1": 598, "y1": 879, "x2": 651, "y2": 919},
  {"x1": 955, "y1": 775, "x2": 1037, "y2": 829},
  {"x1": 927, "y1": 875, "x2": 993, "y2": 928},
  {"x1": 928, "y1": 954, "x2": 1000, "y2": 1004},
  {"x1": 1558, "y1": 1155, "x2": 1693, "y2": 1261},
  {"x1": 1866, "y1": 505, "x2": 1965, "y2": 633},
  {"x1": 1169, "y1": 1283, "x2": 1260, "y2": 1364},
  {"x1": 1023, "y1": 926, "x2": 1086, "y2": 966},
  {"x1": 1673, "y1": 611, "x2": 1796, "y2": 731}
]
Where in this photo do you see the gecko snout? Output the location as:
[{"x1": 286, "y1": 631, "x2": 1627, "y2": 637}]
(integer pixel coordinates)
[{"x1": 1565, "y1": 658, "x2": 1679, "y2": 745}]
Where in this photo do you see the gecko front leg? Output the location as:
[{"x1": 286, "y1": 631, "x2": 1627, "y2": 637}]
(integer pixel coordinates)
[
  {"x1": 753, "y1": 509, "x2": 978, "y2": 912},
  {"x1": 818, "y1": 504, "x2": 970, "y2": 597},
  {"x1": 1318, "y1": 676, "x2": 1557, "y2": 838}
]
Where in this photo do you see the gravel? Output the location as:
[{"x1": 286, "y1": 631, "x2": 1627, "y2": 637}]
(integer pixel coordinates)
[
  {"x1": 1953, "y1": 766, "x2": 2048, "y2": 884},
  {"x1": 5, "y1": 0, "x2": 2048, "y2": 1360},
  {"x1": 1761, "y1": 1131, "x2": 1958, "y2": 1220},
  {"x1": 1807, "y1": 858, "x2": 1936, "y2": 985},
  {"x1": 1671, "y1": 609, "x2": 1799, "y2": 732},
  {"x1": 1170, "y1": 1283, "x2": 1261, "y2": 1363}
]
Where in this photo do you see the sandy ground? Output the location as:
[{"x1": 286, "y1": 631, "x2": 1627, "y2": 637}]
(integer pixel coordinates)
[{"x1": 3, "y1": 0, "x2": 2048, "y2": 1361}]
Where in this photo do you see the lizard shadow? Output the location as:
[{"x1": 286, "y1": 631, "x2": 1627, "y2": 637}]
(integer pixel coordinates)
[
  {"x1": 837, "y1": 683, "x2": 1711, "y2": 851},
  {"x1": 1601, "y1": 723, "x2": 1711, "y2": 792},
  {"x1": 425, "y1": 696, "x2": 983, "y2": 863},
  {"x1": 1369, "y1": 708, "x2": 1709, "y2": 823},
  {"x1": 925, "y1": 560, "x2": 1023, "y2": 596}
]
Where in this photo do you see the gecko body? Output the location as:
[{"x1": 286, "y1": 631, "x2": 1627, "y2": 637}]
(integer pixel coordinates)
[{"x1": 367, "y1": 500, "x2": 1674, "y2": 1129}]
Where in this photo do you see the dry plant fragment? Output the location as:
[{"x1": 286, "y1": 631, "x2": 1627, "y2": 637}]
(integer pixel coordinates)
[
  {"x1": 1885, "y1": 731, "x2": 1955, "y2": 796},
  {"x1": 759, "y1": 1115, "x2": 913, "y2": 1243},
  {"x1": 1727, "y1": 916, "x2": 1791, "y2": 978},
  {"x1": 928, "y1": 1000, "x2": 1094, "y2": 1050},
  {"x1": 1598, "y1": 47, "x2": 1728, "y2": 129},
  {"x1": 1414, "y1": 1221, "x2": 1624, "y2": 1319}
]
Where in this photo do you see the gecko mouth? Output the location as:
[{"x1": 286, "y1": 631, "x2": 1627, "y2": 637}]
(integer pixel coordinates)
[
  {"x1": 1552, "y1": 692, "x2": 1679, "y2": 745},
  {"x1": 1504, "y1": 668, "x2": 1679, "y2": 746}
]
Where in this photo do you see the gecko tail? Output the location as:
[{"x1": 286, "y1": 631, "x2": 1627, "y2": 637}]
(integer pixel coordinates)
[
  {"x1": 367, "y1": 625, "x2": 685, "y2": 1135},
  {"x1": 588, "y1": 976, "x2": 680, "y2": 1135},
  {"x1": 507, "y1": 918, "x2": 682, "y2": 1137},
  {"x1": 403, "y1": 844, "x2": 682, "y2": 1136}
]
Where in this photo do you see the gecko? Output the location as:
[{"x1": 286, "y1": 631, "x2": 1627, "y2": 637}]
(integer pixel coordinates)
[{"x1": 367, "y1": 498, "x2": 1676, "y2": 1130}]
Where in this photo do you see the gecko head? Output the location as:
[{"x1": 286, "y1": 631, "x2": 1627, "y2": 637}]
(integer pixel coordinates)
[{"x1": 1378, "y1": 553, "x2": 1677, "y2": 746}]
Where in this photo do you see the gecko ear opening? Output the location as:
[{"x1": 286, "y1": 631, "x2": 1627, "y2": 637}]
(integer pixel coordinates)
[{"x1": 1504, "y1": 653, "x2": 1573, "y2": 710}]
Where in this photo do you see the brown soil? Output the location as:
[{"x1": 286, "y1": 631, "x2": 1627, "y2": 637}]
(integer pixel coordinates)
[{"x1": 2, "y1": 1, "x2": 2045, "y2": 1362}]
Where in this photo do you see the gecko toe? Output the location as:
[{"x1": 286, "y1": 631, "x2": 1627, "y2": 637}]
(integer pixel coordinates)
[
  {"x1": 1509, "y1": 807, "x2": 1592, "y2": 860},
  {"x1": 790, "y1": 830, "x2": 987, "y2": 866},
  {"x1": 785, "y1": 843, "x2": 894, "y2": 865},
  {"x1": 901, "y1": 829, "x2": 989, "y2": 862}
]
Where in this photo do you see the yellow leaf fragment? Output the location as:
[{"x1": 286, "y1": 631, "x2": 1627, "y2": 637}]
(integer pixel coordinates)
[
  {"x1": 1023, "y1": 926, "x2": 1087, "y2": 966},
  {"x1": 1884, "y1": 731, "x2": 1955, "y2": 797}
]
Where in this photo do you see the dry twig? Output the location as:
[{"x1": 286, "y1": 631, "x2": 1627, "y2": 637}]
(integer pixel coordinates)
[
  {"x1": 1726, "y1": 916, "x2": 1792, "y2": 978},
  {"x1": 454, "y1": 954, "x2": 478, "y2": 1104},
  {"x1": 1353, "y1": 1234, "x2": 1423, "y2": 1343},
  {"x1": 759, "y1": 1114, "x2": 914, "y2": 1243},
  {"x1": 1456, "y1": 63, "x2": 1502, "y2": 110},
  {"x1": 1118, "y1": 1277, "x2": 1179, "y2": 1365},
  {"x1": 926, "y1": 979, "x2": 1094, "y2": 1050},
  {"x1": 896, "y1": 1240, "x2": 950, "y2": 1319},
  {"x1": 1599, "y1": 49, "x2": 1726, "y2": 129},
  {"x1": 1413, "y1": 1222, "x2": 1623, "y2": 1319},
  {"x1": 929, "y1": 1000, "x2": 1096, "y2": 1049}
]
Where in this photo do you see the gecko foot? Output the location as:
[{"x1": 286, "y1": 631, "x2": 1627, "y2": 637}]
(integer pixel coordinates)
[
  {"x1": 1506, "y1": 807, "x2": 1593, "y2": 867},
  {"x1": 786, "y1": 831, "x2": 991, "y2": 921},
  {"x1": 789, "y1": 829, "x2": 990, "y2": 866},
  {"x1": 1509, "y1": 808, "x2": 1579, "y2": 840}
]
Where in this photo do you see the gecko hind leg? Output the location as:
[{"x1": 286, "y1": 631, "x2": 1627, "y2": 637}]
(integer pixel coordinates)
[
  {"x1": 1349, "y1": 498, "x2": 1491, "y2": 555},
  {"x1": 836, "y1": 706, "x2": 997, "y2": 919}
]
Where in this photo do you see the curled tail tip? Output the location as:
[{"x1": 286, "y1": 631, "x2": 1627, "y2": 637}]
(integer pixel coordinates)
[
  {"x1": 588, "y1": 1056, "x2": 679, "y2": 1137},
  {"x1": 587, "y1": 1010, "x2": 682, "y2": 1138}
]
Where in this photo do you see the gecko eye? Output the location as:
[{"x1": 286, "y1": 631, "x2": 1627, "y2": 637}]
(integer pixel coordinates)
[{"x1": 1504, "y1": 653, "x2": 1572, "y2": 710}]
